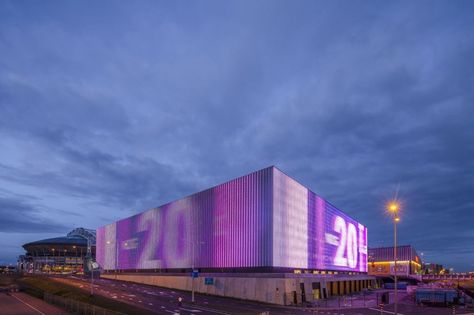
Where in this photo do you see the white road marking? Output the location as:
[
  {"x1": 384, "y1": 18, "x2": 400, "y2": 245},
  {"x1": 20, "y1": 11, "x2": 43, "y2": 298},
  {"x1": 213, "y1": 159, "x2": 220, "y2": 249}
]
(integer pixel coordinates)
[
  {"x1": 368, "y1": 308, "x2": 405, "y2": 315},
  {"x1": 11, "y1": 294, "x2": 46, "y2": 315},
  {"x1": 180, "y1": 308, "x2": 202, "y2": 313}
]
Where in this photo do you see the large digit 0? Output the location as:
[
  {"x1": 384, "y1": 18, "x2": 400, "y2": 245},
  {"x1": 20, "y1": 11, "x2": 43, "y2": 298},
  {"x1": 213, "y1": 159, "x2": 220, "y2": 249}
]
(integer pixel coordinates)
[
  {"x1": 333, "y1": 216, "x2": 347, "y2": 267},
  {"x1": 346, "y1": 223, "x2": 358, "y2": 268}
]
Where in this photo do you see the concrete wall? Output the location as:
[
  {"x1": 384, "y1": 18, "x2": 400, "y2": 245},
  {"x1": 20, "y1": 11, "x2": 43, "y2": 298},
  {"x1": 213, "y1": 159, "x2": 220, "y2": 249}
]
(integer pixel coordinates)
[{"x1": 101, "y1": 273, "x2": 376, "y2": 305}]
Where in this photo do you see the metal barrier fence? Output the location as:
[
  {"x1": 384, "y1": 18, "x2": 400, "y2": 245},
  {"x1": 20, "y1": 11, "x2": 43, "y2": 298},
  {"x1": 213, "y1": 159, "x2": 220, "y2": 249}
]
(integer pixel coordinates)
[
  {"x1": 282, "y1": 291, "x2": 474, "y2": 310},
  {"x1": 282, "y1": 291, "x2": 380, "y2": 308},
  {"x1": 44, "y1": 292, "x2": 127, "y2": 315}
]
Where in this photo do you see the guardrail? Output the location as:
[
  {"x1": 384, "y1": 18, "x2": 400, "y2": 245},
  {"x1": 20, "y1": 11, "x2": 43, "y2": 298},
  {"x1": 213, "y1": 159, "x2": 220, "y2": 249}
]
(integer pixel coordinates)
[
  {"x1": 423, "y1": 274, "x2": 474, "y2": 280},
  {"x1": 281, "y1": 290, "x2": 383, "y2": 308}
]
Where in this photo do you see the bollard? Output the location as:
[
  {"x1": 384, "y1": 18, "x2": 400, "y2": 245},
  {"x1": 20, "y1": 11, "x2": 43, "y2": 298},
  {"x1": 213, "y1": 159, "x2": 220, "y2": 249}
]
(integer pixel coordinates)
[
  {"x1": 452, "y1": 305, "x2": 456, "y2": 315},
  {"x1": 379, "y1": 303, "x2": 384, "y2": 315}
]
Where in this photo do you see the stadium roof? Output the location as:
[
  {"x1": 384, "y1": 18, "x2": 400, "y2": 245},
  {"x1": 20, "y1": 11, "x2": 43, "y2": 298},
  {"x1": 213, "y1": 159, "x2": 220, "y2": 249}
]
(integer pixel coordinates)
[{"x1": 22, "y1": 227, "x2": 96, "y2": 257}]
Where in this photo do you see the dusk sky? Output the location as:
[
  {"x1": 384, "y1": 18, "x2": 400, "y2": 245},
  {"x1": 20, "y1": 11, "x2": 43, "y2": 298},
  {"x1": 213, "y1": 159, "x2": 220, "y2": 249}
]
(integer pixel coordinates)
[{"x1": 0, "y1": 1, "x2": 473, "y2": 271}]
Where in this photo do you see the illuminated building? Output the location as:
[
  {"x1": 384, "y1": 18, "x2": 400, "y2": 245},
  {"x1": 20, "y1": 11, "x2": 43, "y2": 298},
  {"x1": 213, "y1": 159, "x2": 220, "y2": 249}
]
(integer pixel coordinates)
[
  {"x1": 96, "y1": 166, "x2": 374, "y2": 305},
  {"x1": 368, "y1": 245, "x2": 422, "y2": 276},
  {"x1": 19, "y1": 228, "x2": 96, "y2": 274},
  {"x1": 423, "y1": 263, "x2": 443, "y2": 275}
]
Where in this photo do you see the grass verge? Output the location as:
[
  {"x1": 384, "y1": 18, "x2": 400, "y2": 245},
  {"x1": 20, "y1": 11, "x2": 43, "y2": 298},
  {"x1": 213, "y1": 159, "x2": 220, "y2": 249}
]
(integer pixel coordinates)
[{"x1": 17, "y1": 275, "x2": 158, "y2": 315}]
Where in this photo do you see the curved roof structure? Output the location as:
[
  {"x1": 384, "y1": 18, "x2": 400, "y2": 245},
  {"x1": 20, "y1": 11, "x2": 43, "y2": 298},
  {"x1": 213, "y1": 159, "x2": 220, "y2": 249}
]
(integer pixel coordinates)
[{"x1": 23, "y1": 227, "x2": 96, "y2": 257}]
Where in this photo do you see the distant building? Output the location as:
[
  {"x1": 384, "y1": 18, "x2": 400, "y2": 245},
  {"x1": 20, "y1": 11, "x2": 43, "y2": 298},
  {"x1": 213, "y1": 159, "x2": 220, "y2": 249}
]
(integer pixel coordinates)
[
  {"x1": 0, "y1": 265, "x2": 16, "y2": 273},
  {"x1": 423, "y1": 263, "x2": 443, "y2": 275},
  {"x1": 19, "y1": 228, "x2": 96, "y2": 274},
  {"x1": 368, "y1": 245, "x2": 422, "y2": 276}
]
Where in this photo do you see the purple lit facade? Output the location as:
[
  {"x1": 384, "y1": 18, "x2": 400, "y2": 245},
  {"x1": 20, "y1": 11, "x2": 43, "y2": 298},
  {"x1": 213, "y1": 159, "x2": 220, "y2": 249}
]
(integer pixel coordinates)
[{"x1": 96, "y1": 167, "x2": 368, "y2": 273}]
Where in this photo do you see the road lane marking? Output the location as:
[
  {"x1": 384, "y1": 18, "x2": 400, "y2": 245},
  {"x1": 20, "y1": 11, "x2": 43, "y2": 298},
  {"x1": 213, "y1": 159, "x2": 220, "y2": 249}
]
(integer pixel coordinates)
[
  {"x1": 180, "y1": 307, "x2": 202, "y2": 313},
  {"x1": 11, "y1": 294, "x2": 46, "y2": 315},
  {"x1": 186, "y1": 304, "x2": 233, "y2": 315},
  {"x1": 368, "y1": 308, "x2": 405, "y2": 315}
]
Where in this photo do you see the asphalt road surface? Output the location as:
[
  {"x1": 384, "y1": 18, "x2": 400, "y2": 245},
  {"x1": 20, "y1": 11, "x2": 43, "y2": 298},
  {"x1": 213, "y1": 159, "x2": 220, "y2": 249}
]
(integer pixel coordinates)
[{"x1": 51, "y1": 276, "x2": 474, "y2": 315}]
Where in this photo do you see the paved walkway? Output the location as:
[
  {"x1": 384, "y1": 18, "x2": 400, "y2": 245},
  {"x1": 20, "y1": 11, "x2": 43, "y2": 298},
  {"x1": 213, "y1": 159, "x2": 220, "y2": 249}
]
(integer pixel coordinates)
[{"x1": 0, "y1": 292, "x2": 70, "y2": 315}]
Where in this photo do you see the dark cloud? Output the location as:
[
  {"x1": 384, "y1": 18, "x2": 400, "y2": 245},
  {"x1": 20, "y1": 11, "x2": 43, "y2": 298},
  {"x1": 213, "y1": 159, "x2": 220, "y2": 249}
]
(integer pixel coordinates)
[
  {"x1": 0, "y1": 195, "x2": 68, "y2": 233},
  {"x1": 0, "y1": 1, "x2": 473, "y2": 271}
]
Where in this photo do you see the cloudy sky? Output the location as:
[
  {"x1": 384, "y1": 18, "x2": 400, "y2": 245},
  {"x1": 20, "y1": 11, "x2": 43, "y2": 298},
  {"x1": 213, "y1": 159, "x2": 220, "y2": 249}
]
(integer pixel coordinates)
[{"x1": 0, "y1": 1, "x2": 473, "y2": 271}]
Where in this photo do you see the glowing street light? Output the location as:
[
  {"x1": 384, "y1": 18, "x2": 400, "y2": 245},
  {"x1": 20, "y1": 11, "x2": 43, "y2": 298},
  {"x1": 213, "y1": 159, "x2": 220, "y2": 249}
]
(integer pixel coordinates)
[
  {"x1": 388, "y1": 202, "x2": 399, "y2": 212},
  {"x1": 387, "y1": 200, "x2": 400, "y2": 315}
]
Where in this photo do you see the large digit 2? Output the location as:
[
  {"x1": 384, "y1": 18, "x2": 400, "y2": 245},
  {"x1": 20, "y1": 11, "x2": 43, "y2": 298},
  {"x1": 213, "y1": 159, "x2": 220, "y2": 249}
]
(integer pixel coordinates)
[
  {"x1": 333, "y1": 216, "x2": 347, "y2": 267},
  {"x1": 137, "y1": 210, "x2": 160, "y2": 269}
]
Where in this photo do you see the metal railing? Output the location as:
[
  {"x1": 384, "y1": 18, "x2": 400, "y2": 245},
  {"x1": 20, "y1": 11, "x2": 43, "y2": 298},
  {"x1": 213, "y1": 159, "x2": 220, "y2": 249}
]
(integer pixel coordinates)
[
  {"x1": 281, "y1": 291, "x2": 381, "y2": 308},
  {"x1": 423, "y1": 274, "x2": 474, "y2": 280}
]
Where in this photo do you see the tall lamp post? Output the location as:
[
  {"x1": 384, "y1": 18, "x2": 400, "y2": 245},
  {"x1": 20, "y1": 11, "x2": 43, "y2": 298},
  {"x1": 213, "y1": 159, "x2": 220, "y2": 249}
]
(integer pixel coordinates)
[
  {"x1": 86, "y1": 238, "x2": 96, "y2": 297},
  {"x1": 388, "y1": 201, "x2": 400, "y2": 315}
]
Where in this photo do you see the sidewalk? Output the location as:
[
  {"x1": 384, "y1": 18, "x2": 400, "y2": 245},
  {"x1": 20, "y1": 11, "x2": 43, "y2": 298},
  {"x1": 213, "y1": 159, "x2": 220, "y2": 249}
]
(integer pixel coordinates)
[{"x1": 0, "y1": 292, "x2": 70, "y2": 315}]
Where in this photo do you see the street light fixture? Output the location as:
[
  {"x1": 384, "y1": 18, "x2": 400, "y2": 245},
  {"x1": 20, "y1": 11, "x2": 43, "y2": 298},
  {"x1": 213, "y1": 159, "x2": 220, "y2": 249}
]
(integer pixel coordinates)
[{"x1": 387, "y1": 201, "x2": 400, "y2": 315}]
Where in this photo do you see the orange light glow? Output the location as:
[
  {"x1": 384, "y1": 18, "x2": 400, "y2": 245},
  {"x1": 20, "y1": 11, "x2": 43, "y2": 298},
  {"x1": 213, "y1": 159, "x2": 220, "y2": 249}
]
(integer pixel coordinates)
[
  {"x1": 371, "y1": 260, "x2": 421, "y2": 267},
  {"x1": 388, "y1": 201, "x2": 399, "y2": 212}
]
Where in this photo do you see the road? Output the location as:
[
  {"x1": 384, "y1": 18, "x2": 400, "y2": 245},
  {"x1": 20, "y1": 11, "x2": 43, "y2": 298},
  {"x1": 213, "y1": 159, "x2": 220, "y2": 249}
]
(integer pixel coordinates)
[
  {"x1": 51, "y1": 276, "x2": 474, "y2": 315},
  {"x1": 0, "y1": 292, "x2": 69, "y2": 315}
]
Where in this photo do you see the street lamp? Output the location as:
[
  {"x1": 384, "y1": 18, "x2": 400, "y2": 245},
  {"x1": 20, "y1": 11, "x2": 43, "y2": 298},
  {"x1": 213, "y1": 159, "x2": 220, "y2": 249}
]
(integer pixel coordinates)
[
  {"x1": 387, "y1": 201, "x2": 400, "y2": 315},
  {"x1": 52, "y1": 248, "x2": 55, "y2": 273}
]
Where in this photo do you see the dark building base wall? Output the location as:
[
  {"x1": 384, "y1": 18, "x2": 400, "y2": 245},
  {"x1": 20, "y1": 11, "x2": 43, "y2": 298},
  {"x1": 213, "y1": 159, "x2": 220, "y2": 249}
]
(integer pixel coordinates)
[{"x1": 101, "y1": 273, "x2": 377, "y2": 305}]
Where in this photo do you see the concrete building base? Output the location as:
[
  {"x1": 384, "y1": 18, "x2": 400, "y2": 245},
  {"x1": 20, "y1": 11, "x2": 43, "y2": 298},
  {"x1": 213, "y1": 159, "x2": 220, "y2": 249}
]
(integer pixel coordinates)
[{"x1": 101, "y1": 273, "x2": 377, "y2": 305}]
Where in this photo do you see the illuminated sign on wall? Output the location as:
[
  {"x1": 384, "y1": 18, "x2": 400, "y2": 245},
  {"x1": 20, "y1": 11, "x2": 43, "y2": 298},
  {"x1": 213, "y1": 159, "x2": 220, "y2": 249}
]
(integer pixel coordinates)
[{"x1": 96, "y1": 167, "x2": 368, "y2": 272}]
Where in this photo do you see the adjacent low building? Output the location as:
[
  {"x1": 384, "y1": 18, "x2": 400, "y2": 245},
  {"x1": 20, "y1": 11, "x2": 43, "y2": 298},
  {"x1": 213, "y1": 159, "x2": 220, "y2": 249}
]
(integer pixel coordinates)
[
  {"x1": 368, "y1": 245, "x2": 422, "y2": 277},
  {"x1": 97, "y1": 166, "x2": 376, "y2": 305}
]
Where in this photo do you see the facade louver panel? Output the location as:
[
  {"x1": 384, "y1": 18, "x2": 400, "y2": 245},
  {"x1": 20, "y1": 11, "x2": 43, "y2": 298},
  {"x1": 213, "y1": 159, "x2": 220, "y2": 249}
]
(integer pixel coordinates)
[{"x1": 97, "y1": 166, "x2": 368, "y2": 272}]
